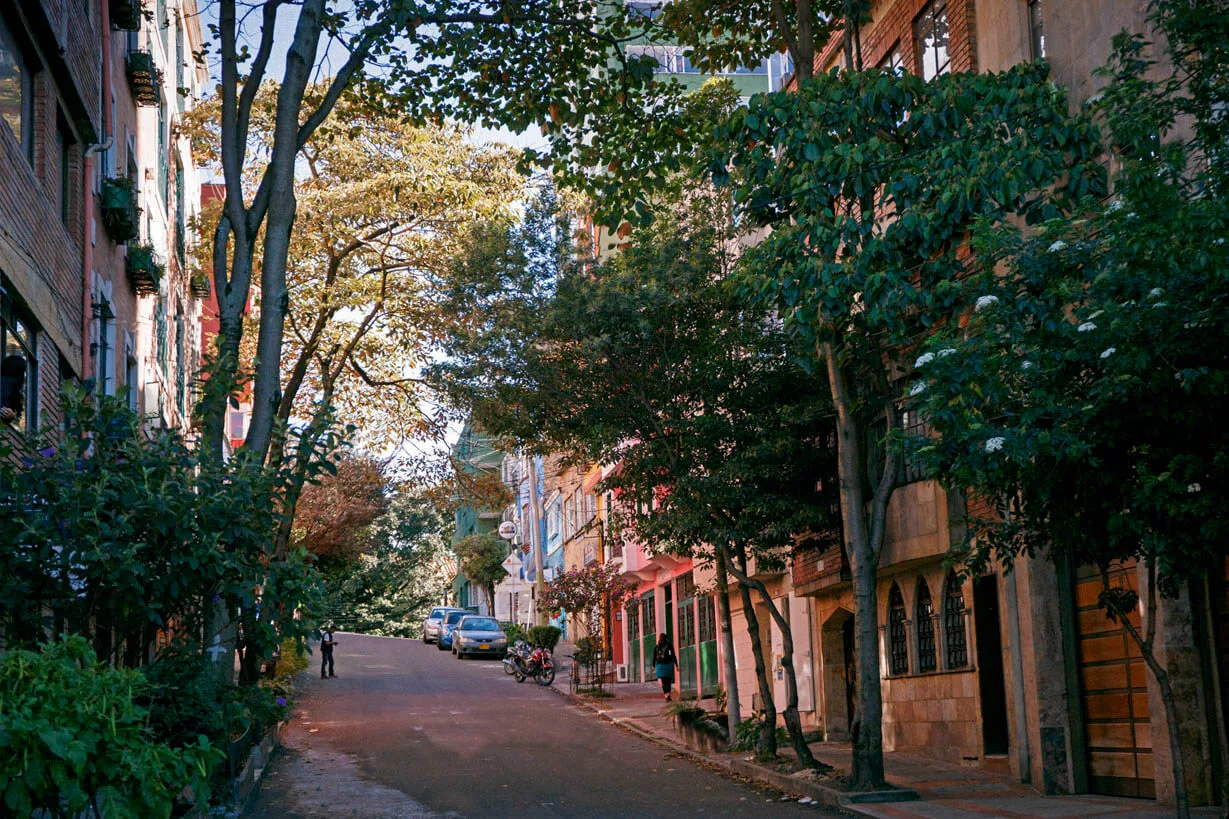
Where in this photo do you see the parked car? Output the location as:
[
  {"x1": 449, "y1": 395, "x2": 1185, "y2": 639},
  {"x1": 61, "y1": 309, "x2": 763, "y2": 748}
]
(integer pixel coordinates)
[
  {"x1": 452, "y1": 616, "x2": 507, "y2": 659},
  {"x1": 436, "y1": 609, "x2": 471, "y2": 651},
  {"x1": 423, "y1": 606, "x2": 466, "y2": 644}
]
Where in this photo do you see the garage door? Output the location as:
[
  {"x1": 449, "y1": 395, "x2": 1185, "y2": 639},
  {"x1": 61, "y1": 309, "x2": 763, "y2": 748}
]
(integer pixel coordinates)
[{"x1": 1074, "y1": 561, "x2": 1155, "y2": 799}]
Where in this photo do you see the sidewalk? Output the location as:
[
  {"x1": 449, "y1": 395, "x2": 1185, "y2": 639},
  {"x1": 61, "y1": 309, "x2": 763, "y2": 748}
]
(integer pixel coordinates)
[{"x1": 556, "y1": 677, "x2": 1221, "y2": 818}]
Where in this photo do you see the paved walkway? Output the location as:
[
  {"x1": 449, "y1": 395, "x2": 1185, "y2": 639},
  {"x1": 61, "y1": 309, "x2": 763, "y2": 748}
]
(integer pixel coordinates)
[
  {"x1": 564, "y1": 678, "x2": 1222, "y2": 819},
  {"x1": 246, "y1": 633, "x2": 836, "y2": 817}
]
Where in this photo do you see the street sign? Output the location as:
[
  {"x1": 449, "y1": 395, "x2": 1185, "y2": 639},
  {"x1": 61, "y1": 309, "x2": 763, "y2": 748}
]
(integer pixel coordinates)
[{"x1": 498, "y1": 521, "x2": 517, "y2": 540}]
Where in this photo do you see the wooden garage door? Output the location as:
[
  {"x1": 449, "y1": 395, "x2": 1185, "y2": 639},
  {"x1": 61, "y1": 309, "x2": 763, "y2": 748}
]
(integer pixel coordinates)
[{"x1": 1074, "y1": 561, "x2": 1155, "y2": 799}]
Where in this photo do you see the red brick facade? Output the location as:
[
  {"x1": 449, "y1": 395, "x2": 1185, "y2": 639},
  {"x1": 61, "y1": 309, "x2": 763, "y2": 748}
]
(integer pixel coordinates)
[{"x1": 818, "y1": 0, "x2": 978, "y2": 76}]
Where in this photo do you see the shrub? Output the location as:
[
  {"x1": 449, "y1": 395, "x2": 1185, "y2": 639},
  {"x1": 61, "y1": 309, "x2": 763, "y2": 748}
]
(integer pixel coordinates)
[
  {"x1": 728, "y1": 715, "x2": 787, "y2": 753},
  {"x1": 528, "y1": 624, "x2": 562, "y2": 650},
  {"x1": 275, "y1": 637, "x2": 309, "y2": 678},
  {"x1": 502, "y1": 622, "x2": 528, "y2": 643},
  {"x1": 0, "y1": 638, "x2": 220, "y2": 817},
  {"x1": 573, "y1": 636, "x2": 601, "y2": 665}
]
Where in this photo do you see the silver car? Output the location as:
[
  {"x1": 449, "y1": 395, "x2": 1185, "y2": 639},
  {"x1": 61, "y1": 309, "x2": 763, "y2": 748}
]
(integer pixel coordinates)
[
  {"x1": 422, "y1": 606, "x2": 466, "y2": 644},
  {"x1": 452, "y1": 615, "x2": 508, "y2": 659}
]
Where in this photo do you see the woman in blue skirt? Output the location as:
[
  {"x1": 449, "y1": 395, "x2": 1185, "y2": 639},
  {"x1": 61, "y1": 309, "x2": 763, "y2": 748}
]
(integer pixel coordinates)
[{"x1": 653, "y1": 633, "x2": 677, "y2": 702}]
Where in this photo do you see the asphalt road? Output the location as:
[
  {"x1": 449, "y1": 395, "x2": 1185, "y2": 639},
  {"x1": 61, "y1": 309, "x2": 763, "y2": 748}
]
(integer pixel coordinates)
[{"x1": 246, "y1": 632, "x2": 833, "y2": 818}]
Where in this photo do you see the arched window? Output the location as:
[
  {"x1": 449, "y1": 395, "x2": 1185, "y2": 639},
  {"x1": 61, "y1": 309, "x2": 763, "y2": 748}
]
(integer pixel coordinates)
[
  {"x1": 916, "y1": 578, "x2": 937, "y2": 672},
  {"x1": 944, "y1": 571, "x2": 968, "y2": 669},
  {"x1": 888, "y1": 582, "x2": 908, "y2": 675}
]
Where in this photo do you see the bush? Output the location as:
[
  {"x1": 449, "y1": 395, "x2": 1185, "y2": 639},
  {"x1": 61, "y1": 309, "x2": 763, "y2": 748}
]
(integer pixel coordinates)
[
  {"x1": 728, "y1": 715, "x2": 788, "y2": 753},
  {"x1": 502, "y1": 622, "x2": 528, "y2": 643},
  {"x1": 528, "y1": 624, "x2": 562, "y2": 650},
  {"x1": 275, "y1": 637, "x2": 309, "y2": 678},
  {"x1": 573, "y1": 636, "x2": 600, "y2": 665},
  {"x1": 0, "y1": 638, "x2": 221, "y2": 817}
]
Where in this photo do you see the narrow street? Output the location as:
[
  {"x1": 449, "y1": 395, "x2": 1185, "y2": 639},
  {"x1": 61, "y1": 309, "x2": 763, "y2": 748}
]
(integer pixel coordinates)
[{"x1": 247, "y1": 633, "x2": 833, "y2": 818}]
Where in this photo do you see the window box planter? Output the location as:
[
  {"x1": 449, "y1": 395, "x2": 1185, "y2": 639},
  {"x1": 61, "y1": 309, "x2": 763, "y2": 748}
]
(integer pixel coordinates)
[
  {"x1": 100, "y1": 177, "x2": 140, "y2": 242},
  {"x1": 126, "y1": 50, "x2": 162, "y2": 107},
  {"x1": 190, "y1": 270, "x2": 211, "y2": 299},
  {"x1": 110, "y1": 0, "x2": 142, "y2": 30},
  {"x1": 126, "y1": 244, "x2": 163, "y2": 296}
]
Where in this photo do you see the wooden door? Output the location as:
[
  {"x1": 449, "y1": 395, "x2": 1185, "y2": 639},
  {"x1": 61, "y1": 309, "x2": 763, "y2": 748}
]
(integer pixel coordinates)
[{"x1": 1074, "y1": 562, "x2": 1155, "y2": 799}]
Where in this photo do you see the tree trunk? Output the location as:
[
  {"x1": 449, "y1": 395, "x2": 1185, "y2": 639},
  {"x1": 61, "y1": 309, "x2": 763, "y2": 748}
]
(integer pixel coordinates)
[
  {"x1": 725, "y1": 547, "x2": 821, "y2": 768},
  {"x1": 823, "y1": 342, "x2": 891, "y2": 790},
  {"x1": 734, "y1": 547, "x2": 777, "y2": 759},
  {"x1": 715, "y1": 544, "x2": 742, "y2": 729}
]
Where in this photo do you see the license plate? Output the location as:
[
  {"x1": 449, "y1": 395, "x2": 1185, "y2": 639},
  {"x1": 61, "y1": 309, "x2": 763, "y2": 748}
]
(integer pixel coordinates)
[{"x1": 479, "y1": 643, "x2": 490, "y2": 650}]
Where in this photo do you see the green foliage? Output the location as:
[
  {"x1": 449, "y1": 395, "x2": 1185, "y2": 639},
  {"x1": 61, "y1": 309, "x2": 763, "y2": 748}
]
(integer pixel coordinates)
[
  {"x1": 317, "y1": 494, "x2": 452, "y2": 637},
  {"x1": 528, "y1": 625, "x2": 563, "y2": 650},
  {"x1": 0, "y1": 638, "x2": 220, "y2": 818},
  {"x1": 911, "y1": 11, "x2": 1228, "y2": 593},
  {"x1": 573, "y1": 636, "x2": 601, "y2": 666},
  {"x1": 729, "y1": 716, "x2": 787, "y2": 753},
  {"x1": 454, "y1": 532, "x2": 510, "y2": 616},
  {"x1": 276, "y1": 638, "x2": 309, "y2": 678},
  {"x1": 502, "y1": 622, "x2": 529, "y2": 643}
]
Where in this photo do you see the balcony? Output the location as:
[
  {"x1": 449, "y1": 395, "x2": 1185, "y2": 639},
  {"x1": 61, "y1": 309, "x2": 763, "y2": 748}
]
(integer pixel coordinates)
[
  {"x1": 110, "y1": 0, "x2": 142, "y2": 30},
  {"x1": 126, "y1": 244, "x2": 163, "y2": 296},
  {"x1": 792, "y1": 536, "x2": 851, "y2": 597},
  {"x1": 126, "y1": 50, "x2": 162, "y2": 107},
  {"x1": 100, "y1": 177, "x2": 140, "y2": 242},
  {"x1": 190, "y1": 270, "x2": 211, "y2": 300}
]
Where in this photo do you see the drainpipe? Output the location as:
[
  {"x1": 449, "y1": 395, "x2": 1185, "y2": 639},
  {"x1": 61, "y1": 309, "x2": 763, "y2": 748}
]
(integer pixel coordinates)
[
  {"x1": 1004, "y1": 499, "x2": 1032, "y2": 783},
  {"x1": 82, "y1": 0, "x2": 114, "y2": 385}
]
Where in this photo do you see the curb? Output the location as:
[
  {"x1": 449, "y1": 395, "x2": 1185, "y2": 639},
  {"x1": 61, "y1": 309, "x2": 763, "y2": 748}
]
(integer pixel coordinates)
[{"x1": 553, "y1": 685, "x2": 917, "y2": 813}]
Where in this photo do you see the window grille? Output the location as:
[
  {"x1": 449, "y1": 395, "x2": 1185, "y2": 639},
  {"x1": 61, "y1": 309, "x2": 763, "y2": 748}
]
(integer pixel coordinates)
[
  {"x1": 916, "y1": 578, "x2": 937, "y2": 672},
  {"x1": 944, "y1": 571, "x2": 969, "y2": 668},
  {"x1": 642, "y1": 592, "x2": 656, "y2": 634},
  {"x1": 697, "y1": 596, "x2": 716, "y2": 643},
  {"x1": 888, "y1": 583, "x2": 908, "y2": 675},
  {"x1": 676, "y1": 571, "x2": 696, "y2": 601},
  {"x1": 1028, "y1": 0, "x2": 1045, "y2": 60}
]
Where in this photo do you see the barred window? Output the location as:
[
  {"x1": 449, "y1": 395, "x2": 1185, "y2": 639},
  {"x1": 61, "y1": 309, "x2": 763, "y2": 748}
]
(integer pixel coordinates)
[
  {"x1": 944, "y1": 571, "x2": 969, "y2": 669},
  {"x1": 697, "y1": 595, "x2": 716, "y2": 643},
  {"x1": 676, "y1": 571, "x2": 696, "y2": 601},
  {"x1": 888, "y1": 583, "x2": 909, "y2": 675},
  {"x1": 916, "y1": 578, "x2": 937, "y2": 672}
]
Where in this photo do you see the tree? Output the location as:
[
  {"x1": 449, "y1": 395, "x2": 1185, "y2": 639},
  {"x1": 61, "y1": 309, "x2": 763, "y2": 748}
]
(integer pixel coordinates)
[
  {"x1": 317, "y1": 494, "x2": 453, "y2": 637},
  {"x1": 454, "y1": 534, "x2": 509, "y2": 616},
  {"x1": 432, "y1": 181, "x2": 838, "y2": 765},
  {"x1": 197, "y1": 0, "x2": 703, "y2": 464},
  {"x1": 911, "y1": 9, "x2": 1228, "y2": 814},
  {"x1": 293, "y1": 453, "x2": 391, "y2": 560},
  {"x1": 539, "y1": 563, "x2": 638, "y2": 644},
  {"x1": 717, "y1": 62, "x2": 1104, "y2": 787}
]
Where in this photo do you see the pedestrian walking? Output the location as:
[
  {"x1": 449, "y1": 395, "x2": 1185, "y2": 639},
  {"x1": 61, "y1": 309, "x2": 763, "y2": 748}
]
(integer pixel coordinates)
[
  {"x1": 321, "y1": 622, "x2": 337, "y2": 679},
  {"x1": 653, "y1": 633, "x2": 676, "y2": 702}
]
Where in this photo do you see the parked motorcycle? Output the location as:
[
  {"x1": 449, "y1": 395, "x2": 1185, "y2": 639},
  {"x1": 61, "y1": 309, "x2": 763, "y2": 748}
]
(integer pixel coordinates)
[
  {"x1": 503, "y1": 640, "x2": 531, "y2": 676},
  {"x1": 512, "y1": 643, "x2": 555, "y2": 686}
]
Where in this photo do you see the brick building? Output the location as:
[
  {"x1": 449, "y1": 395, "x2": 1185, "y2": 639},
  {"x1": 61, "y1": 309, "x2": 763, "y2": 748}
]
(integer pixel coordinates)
[{"x1": 1, "y1": 0, "x2": 208, "y2": 443}]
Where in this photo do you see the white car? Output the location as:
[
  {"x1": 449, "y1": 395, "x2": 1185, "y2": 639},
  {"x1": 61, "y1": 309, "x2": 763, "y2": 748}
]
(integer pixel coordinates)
[{"x1": 422, "y1": 606, "x2": 466, "y2": 644}]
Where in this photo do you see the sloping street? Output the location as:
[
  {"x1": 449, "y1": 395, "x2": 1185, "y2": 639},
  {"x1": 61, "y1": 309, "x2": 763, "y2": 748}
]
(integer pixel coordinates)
[{"x1": 247, "y1": 633, "x2": 831, "y2": 818}]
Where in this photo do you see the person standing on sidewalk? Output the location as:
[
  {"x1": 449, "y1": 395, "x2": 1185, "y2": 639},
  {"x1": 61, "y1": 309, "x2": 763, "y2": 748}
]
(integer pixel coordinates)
[
  {"x1": 321, "y1": 623, "x2": 337, "y2": 679},
  {"x1": 653, "y1": 633, "x2": 676, "y2": 702}
]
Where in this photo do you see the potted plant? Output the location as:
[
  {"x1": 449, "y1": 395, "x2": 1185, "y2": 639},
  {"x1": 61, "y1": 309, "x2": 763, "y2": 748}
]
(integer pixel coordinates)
[
  {"x1": 126, "y1": 244, "x2": 163, "y2": 296},
  {"x1": 100, "y1": 177, "x2": 140, "y2": 242},
  {"x1": 190, "y1": 269, "x2": 211, "y2": 299},
  {"x1": 126, "y1": 50, "x2": 162, "y2": 107}
]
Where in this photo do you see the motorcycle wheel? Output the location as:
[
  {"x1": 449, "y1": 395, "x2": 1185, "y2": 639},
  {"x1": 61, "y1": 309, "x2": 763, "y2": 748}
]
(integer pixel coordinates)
[
  {"x1": 535, "y1": 665, "x2": 555, "y2": 687},
  {"x1": 503, "y1": 658, "x2": 516, "y2": 675},
  {"x1": 514, "y1": 668, "x2": 526, "y2": 683}
]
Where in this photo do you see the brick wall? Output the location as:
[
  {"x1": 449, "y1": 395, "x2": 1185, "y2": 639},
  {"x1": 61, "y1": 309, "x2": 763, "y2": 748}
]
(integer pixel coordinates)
[{"x1": 819, "y1": 0, "x2": 978, "y2": 75}]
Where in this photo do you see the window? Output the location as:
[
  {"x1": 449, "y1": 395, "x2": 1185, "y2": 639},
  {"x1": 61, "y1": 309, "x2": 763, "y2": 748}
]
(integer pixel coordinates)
[
  {"x1": 697, "y1": 595, "x2": 715, "y2": 644},
  {"x1": 1028, "y1": 0, "x2": 1045, "y2": 60},
  {"x1": 913, "y1": 0, "x2": 950, "y2": 81},
  {"x1": 1, "y1": 283, "x2": 38, "y2": 433},
  {"x1": 626, "y1": 1, "x2": 663, "y2": 21},
  {"x1": 888, "y1": 582, "x2": 908, "y2": 675},
  {"x1": 642, "y1": 591, "x2": 656, "y2": 634},
  {"x1": 900, "y1": 409, "x2": 929, "y2": 484},
  {"x1": 879, "y1": 44, "x2": 904, "y2": 75},
  {"x1": 676, "y1": 571, "x2": 695, "y2": 601},
  {"x1": 915, "y1": 578, "x2": 937, "y2": 672},
  {"x1": 943, "y1": 571, "x2": 969, "y2": 668},
  {"x1": 0, "y1": 15, "x2": 33, "y2": 161}
]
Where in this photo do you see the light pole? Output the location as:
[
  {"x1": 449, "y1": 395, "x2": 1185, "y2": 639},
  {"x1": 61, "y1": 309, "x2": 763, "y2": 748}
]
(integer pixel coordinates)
[{"x1": 524, "y1": 453, "x2": 547, "y2": 626}]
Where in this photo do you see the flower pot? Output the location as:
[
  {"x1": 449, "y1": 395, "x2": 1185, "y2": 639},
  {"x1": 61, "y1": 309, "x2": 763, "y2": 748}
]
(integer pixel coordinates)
[{"x1": 100, "y1": 177, "x2": 140, "y2": 242}]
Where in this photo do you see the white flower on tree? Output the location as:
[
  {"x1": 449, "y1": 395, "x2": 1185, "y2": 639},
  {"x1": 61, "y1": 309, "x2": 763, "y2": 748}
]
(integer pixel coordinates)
[
  {"x1": 984, "y1": 437, "x2": 1006, "y2": 453},
  {"x1": 909, "y1": 382, "x2": 927, "y2": 397},
  {"x1": 975, "y1": 295, "x2": 999, "y2": 312},
  {"x1": 1077, "y1": 322, "x2": 1097, "y2": 332},
  {"x1": 1188, "y1": 483, "x2": 1202, "y2": 493},
  {"x1": 1100, "y1": 347, "x2": 1116, "y2": 359},
  {"x1": 1022, "y1": 361, "x2": 1034, "y2": 370},
  {"x1": 914, "y1": 352, "x2": 936, "y2": 368},
  {"x1": 1048, "y1": 240, "x2": 1068, "y2": 253},
  {"x1": 938, "y1": 348, "x2": 957, "y2": 357},
  {"x1": 1149, "y1": 287, "x2": 1164, "y2": 297}
]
